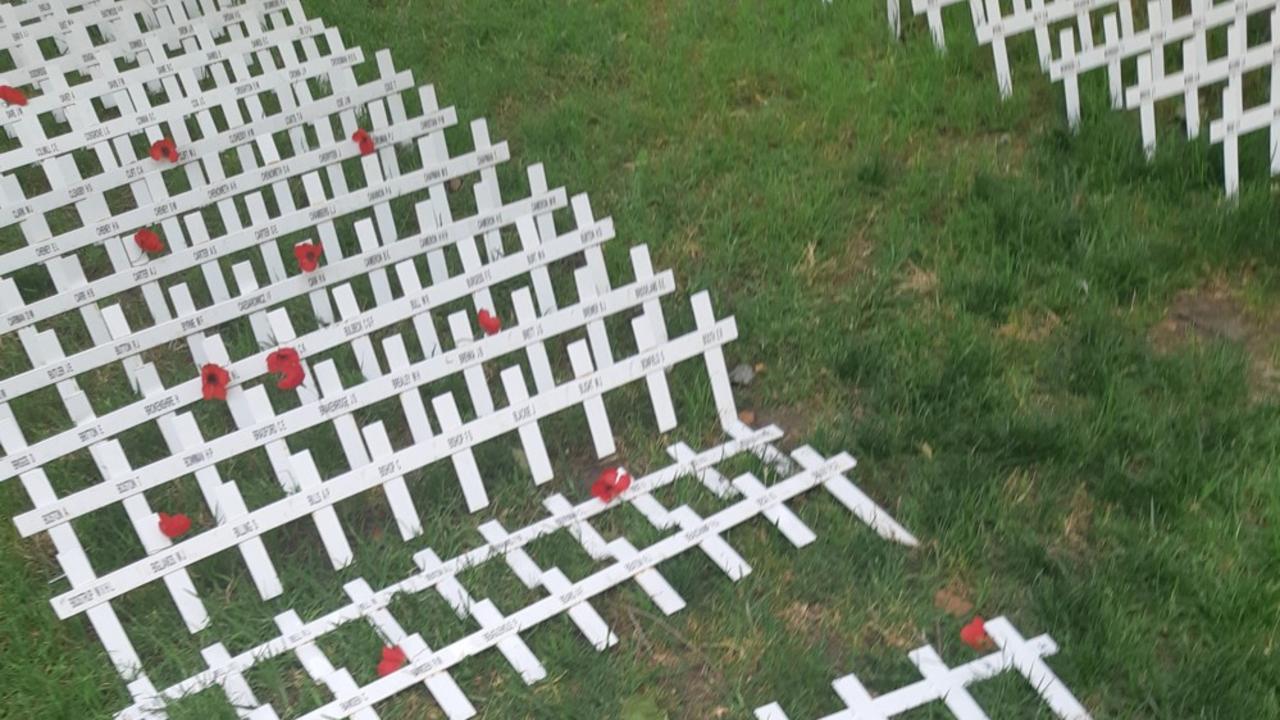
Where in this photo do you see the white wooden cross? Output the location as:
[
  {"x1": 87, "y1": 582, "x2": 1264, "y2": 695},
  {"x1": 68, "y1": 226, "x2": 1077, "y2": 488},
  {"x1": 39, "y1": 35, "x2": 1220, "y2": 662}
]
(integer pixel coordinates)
[
  {"x1": 1207, "y1": 6, "x2": 1280, "y2": 195},
  {"x1": 754, "y1": 616, "x2": 1091, "y2": 719}
]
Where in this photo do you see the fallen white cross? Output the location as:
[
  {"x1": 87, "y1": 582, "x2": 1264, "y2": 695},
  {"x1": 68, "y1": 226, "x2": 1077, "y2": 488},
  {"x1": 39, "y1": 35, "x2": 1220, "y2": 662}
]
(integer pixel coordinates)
[{"x1": 754, "y1": 616, "x2": 1092, "y2": 720}]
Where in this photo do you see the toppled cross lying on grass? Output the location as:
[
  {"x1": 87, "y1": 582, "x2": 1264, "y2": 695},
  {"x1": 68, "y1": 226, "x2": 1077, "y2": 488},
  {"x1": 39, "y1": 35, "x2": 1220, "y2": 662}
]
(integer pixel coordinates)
[{"x1": 754, "y1": 616, "x2": 1091, "y2": 720}]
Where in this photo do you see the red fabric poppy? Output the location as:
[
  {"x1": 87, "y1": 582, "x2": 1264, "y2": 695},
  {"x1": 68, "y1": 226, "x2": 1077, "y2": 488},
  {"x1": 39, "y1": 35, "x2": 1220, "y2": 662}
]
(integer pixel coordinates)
[
  {"x1": 279, "y1": 365, "x2": 305, "y2": 390},
  {"x1": 266, "y1": 348, "x2": 306, "y2": 391},
  {"x1": 0, "y1": 85, "x2": 28, "y2": 107},
  {"x1": 960, "y1": 616, "x2": 993, "y2": 651},
  {"x1": 133, "y1": 228, "x2": 165, "y2": 254},
  {"x1": 158, "y1": 512, "x2": 192, "y2": 539},
  {"x1": 294, "y1": 241, "x2": 323, "y2": 272},
  {"x1": 351, "y1": 128, "x2": 375, "y2": 156},
  {"x1": 376, "y1": 645, "x2": 406, "y2": 677},
  {"x1": 590, "y1": 467, "x2": 631, "y2": 503},
  {"x1": 201, "y1": 363, "x2": 230, "y2": 401},
  {"x1": 477, "y1": 309, "x2": 501, "y2": 336},
  {"x1": 149, "y1": 138, "x2": 179, "y2": 163},
  {"x1": 266, "y1": 347, "x2": 299, "y2": 374}
]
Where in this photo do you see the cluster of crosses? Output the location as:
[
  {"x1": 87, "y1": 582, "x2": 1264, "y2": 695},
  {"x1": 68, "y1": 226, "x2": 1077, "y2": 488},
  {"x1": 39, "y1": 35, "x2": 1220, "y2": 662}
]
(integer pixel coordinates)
[
  {"x1": 888, "y1": 0, "x2": 1280, "y2": 196},
  {"x1": 2, "y1": 1, "x2": 1090, "y2": 717}
]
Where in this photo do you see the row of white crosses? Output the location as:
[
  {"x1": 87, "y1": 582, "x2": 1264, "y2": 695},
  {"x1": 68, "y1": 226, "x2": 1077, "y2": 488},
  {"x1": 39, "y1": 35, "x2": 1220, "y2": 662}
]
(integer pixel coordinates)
[
  {"x1": 0, "y1": 0, "x2": 710, "y2": 711},
  {"x1": 1, "y1": 0, "x2": 309, "y2": 144},
  {"x1": 755, "y1": 617, "x2": 1092, "y2": 720},
  {"x1": 887, "y1": 0, "x2": 1280, "y2": 196},
  {"x1": 111, "y1": 425, "x2": 918, "y2": 720},
  {"x1": 0, "y1": 0, "x2": 360, "y2": 710}
]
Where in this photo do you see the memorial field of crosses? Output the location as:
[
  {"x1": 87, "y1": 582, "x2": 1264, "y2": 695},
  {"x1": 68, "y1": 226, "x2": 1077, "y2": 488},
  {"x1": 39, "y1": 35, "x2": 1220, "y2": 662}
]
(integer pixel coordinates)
[{"x1": 2, "y1": 1, "x2": 1278, "y2": 719}]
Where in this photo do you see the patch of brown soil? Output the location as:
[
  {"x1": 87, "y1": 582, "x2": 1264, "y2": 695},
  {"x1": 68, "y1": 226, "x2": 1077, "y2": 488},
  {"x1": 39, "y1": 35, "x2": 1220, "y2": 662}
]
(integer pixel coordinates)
[
  {"x1": 752, "y1": 402, "x2": 818, "y2": 449},
  {"x1": 795, "y1": 206, "x2": 879, "y2": 293},
  {"x1": 1002, "y1": 467, "x2": 1037, "y2": 507},
  {"x1": 897, "y1": 260, "x2": 938, "y2": 296},
  {"x1": 779, "y1": 601, "x2": 835, "y2": 637},
  {"x1": 778, "y1": 600, "x2": 870, "y2": 667},
  {"x1": 933, "y1": 580, "x2": 976, "y2": 618},
  {"x1": 1150, "y1": 282, "x2": 1280, "y2": 398},
  {"x1": 1060, "y1": 484, "x2": 1094, "y2": 556},
  {"x1": 857, "y1": 611, "x2": 920, "y2": 650},
  {"x1": 997, "y1": 309, "x2": 1061, "y2": 342},
  {"x1": 618, "y1": 604, "x2": 730, "y2": 717}
]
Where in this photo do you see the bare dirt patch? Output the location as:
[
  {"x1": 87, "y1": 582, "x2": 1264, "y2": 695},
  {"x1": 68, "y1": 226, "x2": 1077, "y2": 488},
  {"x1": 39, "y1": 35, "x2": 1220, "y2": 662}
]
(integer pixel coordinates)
[
  {"x1": 618, "y1": 604, "x2": 732, "y2": 718},
  {"x1": 997, "y1": 309, "x2": 1061, "y2": 343},
  {"x1": 1149, "y1": 282, "x2": 1280, "y2": 398},
  {"x1": 752, "y1": 402, "x2": 820, "y2": 449},
  {"x1": 857, "y1": 610, "x2": 920, "y2": 650},
  {"x1": 779, "y1": 600, "x2": 836, "y2": 637},
  {"x1": 896, "y1": 260, "x2": 938, "y2": 296},
  {"x1": 933, "y1": 579, "x2": 976, "y2": 618},
  {"x1": 1060, "y1": 484, "x2": 1094, "y2": 552}
]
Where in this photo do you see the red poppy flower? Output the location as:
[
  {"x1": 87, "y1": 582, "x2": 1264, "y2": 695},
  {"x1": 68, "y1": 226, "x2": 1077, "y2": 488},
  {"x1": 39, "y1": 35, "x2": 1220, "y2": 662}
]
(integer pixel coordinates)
[
  {"x1": 281, "y1": 365, "x2": 306, "y2": 390},
  {"x1": 477, "y1": 309, "x2": 501, "y2": 336},
  {"x1": 351, "y1": 128, "x2": 375, "y2": 156},
  {"x1": 158, "y1": 512, "x2": 192, "y2": 539},
  {"x1": 133, "y1": 228, "x2": 165, "y2": 254},
  {"x1": 266, "y1": 347, "x2": 299, "y2": 374},
  {"x1": 590, "y1": 467, "x2": 631, "y2": 503},
  {"x1": 201, "y1": 363, "x2": 230, "y2": 401},
  {"x1": 376, "y1": 645, "x2": 406, "y2": 677},
  {"x1": 0, "y1": 85, "x2": 28, "y2": 106},
  {"x1": 960, "y1": 616, "x2": 993, "y2": 651},
  {"x1": 266, "y1": 348, "x2": 306, "y2": 391},
  {"x1": 293, "y1": 241, "x2": 323, "y2": 272},
  {"x1": 149, "y1": 138, "x2": 179, "y2": 163}
]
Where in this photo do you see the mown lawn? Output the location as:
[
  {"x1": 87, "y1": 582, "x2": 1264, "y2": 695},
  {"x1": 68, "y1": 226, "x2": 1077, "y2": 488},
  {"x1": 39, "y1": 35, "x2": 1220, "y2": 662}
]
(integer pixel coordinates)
[{"x1": 2, "y1": 1, "x2": 1279, "y2": 718}]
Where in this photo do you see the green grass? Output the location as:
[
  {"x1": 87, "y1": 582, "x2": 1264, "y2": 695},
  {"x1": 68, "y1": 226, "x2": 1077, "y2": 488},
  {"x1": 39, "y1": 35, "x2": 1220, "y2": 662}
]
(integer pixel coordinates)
[{"x1": 3, "y1": 1, "x2": 1280, "y2": 718}]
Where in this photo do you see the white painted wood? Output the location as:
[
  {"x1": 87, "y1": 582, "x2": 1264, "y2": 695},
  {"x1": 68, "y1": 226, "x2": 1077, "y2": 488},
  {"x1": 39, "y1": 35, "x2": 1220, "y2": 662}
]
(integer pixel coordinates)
[
  {"x1": 499, "y1": 366, "x2": 555, "y2": 485},
  {"x1": 986, "y1": 617, "x2": 1093, "y2": 720},
  {"x1": 894, "y1": 0, "x2": 1280, "y2": 194},
  {"x1": 477, "y1": 520, "x2": 617, "y2": 651},
  {"x1": 667, "y1": 442, "x2": 817, "y2": 546},
  {"x1": 274, "y1": 611, "x2": 379, "y2": 720},
  {"x1": 669, "y1": 505, "x2": 752, "y2": 580},
  {"x1": 1060, "y1": 28, "x2": 1081, "y2": 130},
  {"x1": 342, "y1": 579, "x2": 476, "y2": 720},
  {"x1": 296, "y1": 448, "x2": 865, "y2": 718},
  {"x1": 45, "y1": 311, "x2": 744, "y2": 619},
  {"x1": 1, "y1": 26, "x2": 361, "y2": 182},
  {"x1": 755, "y1": 702, "x2": 793, "y2": 720},
  {"x1": 201, "y1": 643, "x2": 278, "y2": 720},
  {"x1": 754, "y1": 616, "x2": 1091, "y2": 719},
  {"x1": 791, "y1": 445, "x2": 919, "y2": 546},
  {"x1": 11, "y1": 268, "x2": 676, "y2": 533},
  {"x1": 0, "y1": 192, "x2": 575, "y2": 483},
  {"x1": 0, "y1": 403, "x2": 160, "y2": 708}
]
